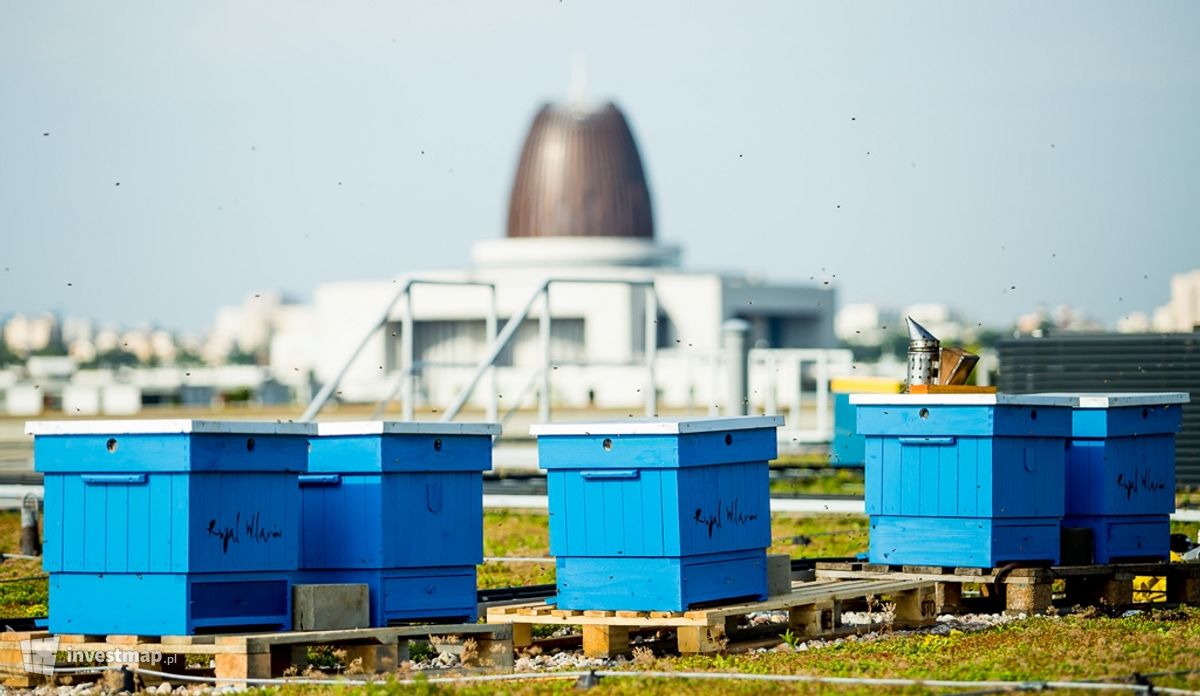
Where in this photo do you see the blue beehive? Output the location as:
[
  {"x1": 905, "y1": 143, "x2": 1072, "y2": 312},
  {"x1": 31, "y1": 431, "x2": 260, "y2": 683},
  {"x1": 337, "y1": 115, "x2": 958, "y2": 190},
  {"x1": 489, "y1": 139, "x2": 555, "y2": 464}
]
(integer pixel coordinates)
[
  {"x1": 830, "y1": 378, "x2": 903, "y2": 466},
  {"x1": 533, "y1": 416, "x2": 781, "y2": 612},
  {"x1": 28, "y1": 419, "x2": 314, "y2": 635},
  {"x1": 299, "y1": 421, "x2": 499, "y2": 625},
  {"x1": 1047, "y1": 392, "x2": 1189, "y2": 564},
  {"x1": 853, "y1": 394, "x2": 1075, "y2": 568},
  {"x1": 831, "y1": 393, "x2": 863, "y2": 466}
]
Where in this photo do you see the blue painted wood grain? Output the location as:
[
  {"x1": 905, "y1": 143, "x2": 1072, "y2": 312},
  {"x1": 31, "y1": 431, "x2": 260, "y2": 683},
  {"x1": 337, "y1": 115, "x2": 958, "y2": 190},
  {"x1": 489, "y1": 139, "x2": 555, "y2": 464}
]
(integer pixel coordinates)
[
  {"x1": 47, "y1": 571, "x2": 291, "y2": 635},
  {"x1": 869, "y1": 516, "x2": 1060, "y2": 567},
  {"x1": 536, "y1": 427, "x2": 777, "y2": 470},
  {"x1": 306, "y1": 433, "x2": 493, "y2": 473},
  {"x1": 34, "y1": 433, "x2": 308, "y2": 472},
  {"x1": 1064, "y1": 514, "x2": 1171, "y2": 564},
  {"x1": 298, "y1": 431, "x2": 489, "y2": 626},
  {"x1": 295, "y1": 567, "x2": 478, "y2": 624},
  {"x1": 857, "y1": 404, "x2": 1072, "y2": 438},
  {"x1": 33, "y1": 428, "x2": 308, "y2": 634},
  {"x1": 546, "y1": 462, "x2": 770, "y2": 558},
  {"x1": 831, "y1": 393, "x2": 866, "y2": 465},
  {"x1": 539, "y1": 421, "x2": 777, "y2": 610},
  {"x1": 1065, "y1": 422, "x2": 1176, "y2": 517},
  {"x1": 554, "y1": 550, "x2": 767, "y2": 612},
  {"x1": 1071, "y1": 404, "x2": 1183, "y2": 438}
]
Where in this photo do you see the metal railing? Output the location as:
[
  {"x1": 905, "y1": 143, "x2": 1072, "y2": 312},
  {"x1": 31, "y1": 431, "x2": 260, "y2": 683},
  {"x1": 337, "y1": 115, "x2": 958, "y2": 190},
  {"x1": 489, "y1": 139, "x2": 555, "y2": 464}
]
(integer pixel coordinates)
[
  {"x1": 302, "y1": 276, "x2": 657, "y2": 425},
  {"x1": 300, "y1": 277, "x2": 498, "y2": 422},
  {"x1": 439, "y1": 277, "x2": 658, "y2": 423}
]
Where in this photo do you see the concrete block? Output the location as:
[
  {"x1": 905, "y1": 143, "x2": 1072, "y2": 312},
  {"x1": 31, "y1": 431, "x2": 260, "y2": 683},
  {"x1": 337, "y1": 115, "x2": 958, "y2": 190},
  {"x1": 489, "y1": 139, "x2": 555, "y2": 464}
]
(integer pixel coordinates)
[
  {"x1": 767, "y1": 554, "x2": 792, "y2": 596},
  {"x1": 293, "y1": 584, "x2": 370, "y2": 631}
]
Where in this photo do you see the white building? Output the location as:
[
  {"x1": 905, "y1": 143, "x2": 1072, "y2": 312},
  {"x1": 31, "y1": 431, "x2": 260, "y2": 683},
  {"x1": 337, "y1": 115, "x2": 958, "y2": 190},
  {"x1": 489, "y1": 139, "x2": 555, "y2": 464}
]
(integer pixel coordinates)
[
  {"x1": 283, "y1": 100, "x2": 838, "y2": 415},
  {"x1": 1152, "y1": 269, "x2": 1200, "y2": 332}
]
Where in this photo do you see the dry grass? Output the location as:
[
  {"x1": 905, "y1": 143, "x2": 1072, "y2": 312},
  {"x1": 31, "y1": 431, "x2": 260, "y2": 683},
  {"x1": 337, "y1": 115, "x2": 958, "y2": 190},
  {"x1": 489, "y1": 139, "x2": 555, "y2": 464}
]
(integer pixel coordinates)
[{"x1": 249, "y1": 607, "x2": 1200, "y2": 695}]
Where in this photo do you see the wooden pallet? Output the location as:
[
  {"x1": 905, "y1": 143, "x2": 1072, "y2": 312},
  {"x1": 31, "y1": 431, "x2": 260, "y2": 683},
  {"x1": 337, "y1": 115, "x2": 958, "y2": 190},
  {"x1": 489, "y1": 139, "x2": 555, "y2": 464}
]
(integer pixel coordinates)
[
  {"x1": 0, "y1": 623, "x2": 513, "y2": 688},
  {"x1": 815, "y1": 561, "x2": 1200, "y2": 615},
  {"x1": 487, "y1": 578, "x2": 937, "y2": 658}
]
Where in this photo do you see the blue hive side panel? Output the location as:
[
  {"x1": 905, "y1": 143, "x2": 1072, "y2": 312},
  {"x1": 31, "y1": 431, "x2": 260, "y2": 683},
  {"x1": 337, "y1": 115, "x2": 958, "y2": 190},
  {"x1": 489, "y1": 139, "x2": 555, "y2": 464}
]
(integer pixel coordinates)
[
  {"x1": 1071, "y1": 405, "x2": 1183, "y2": 438},
  {"x1": 1065, "y1": 440, "x2": 1104, "y2": 517},
  {"x1": 306, "y1": 436, "x2": 382, "y2": 473},
  {"x1": 189, "y1": 434, "x2": 308, "y2": 472},
  {"x1": 297, "y1": 567, "x2": 478, "y2": 625},
  {"x1": 1065, "y1": 515, "x2": 1170, "y2": 564},
  {"x1": 49, "y1": 574, "x2": 189, "y2": 635},
  {"x1": 869, "y1": 516, "x2": 1059, "y2": 567},
  {"x1": 33, "y1": 435, "x2": 191, "y2": 473},
  {"x1": 831, "y1": 393, "x2": 866, "y2": 466},
  {"x1": 300, "y1": 474, "x2": 385, "y2": 569},
  {"x1": 547, "y1": 468, "x2": 676, "y2": 557},
  {"x1": 381, "y1": 567, "x2": 478, "y2": 622},
  {"x1": 188, "y1": 472, "x2": 299, "y2": 572},
  {"x1": 864, "y1": 435, "x2": 991, "y2": 518},
  {"x1": 537, "y1": 428, "x2": 777, "y2": 471},
  {"x1": 49, "y1": 571, "x2": 291, "y2": 635},
  {"x1": 676, "y1": 463, "x2": 771, "y2": 556},
  {"x1": 990, "y1": 438, "x2": 1065, "y2": 518},
  {"x1": 554, "y1": 549, "x2": 766, "y2": 612},
  {"x1": 381, "y1": 472, "x2": 484, "y2": 567},
  {"x1": 1081, "y1": 436, "x2": 1174, "y2": 516},
  {"x1": 42, "y1": 472, "x2": 190, "y2": 574},
  {"x1": 858, "y1": 404, "x2": 1069, "y2": 438},
  {"x1": 380, "y1": 435, "x2": 493, "y2": 473}
]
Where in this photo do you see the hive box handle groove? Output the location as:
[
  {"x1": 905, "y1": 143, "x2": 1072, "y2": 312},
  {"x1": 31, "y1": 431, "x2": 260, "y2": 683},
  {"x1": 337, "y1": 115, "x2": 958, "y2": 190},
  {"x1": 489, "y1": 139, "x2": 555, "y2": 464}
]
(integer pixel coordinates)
[
  {"x1": 80, "y1": 474, "x2": 147, "y2": 485},
  {"x1": 897, "y1": 437, "x2": 957, "y2": 446},
  {"x1": 298, "y1": 474, "x2": 343, "y2": 486},
  {"x1": 579, "y1": 470, "x2": 641, "y2": 480}
]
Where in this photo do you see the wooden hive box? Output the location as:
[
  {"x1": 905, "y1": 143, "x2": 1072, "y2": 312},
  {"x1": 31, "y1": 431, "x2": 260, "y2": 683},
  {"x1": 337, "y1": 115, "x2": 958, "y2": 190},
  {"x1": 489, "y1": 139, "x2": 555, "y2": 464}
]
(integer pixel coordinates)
[
  {"x1": 531, "y1": 416, "x2": 781, "y2": 612},
  {"x1": 298, "y1": 421, "x2": 499, "y2": 625},
  {"x1": 1046, "y1": 392, "x2": 1188, "y2": 564},
  {"x1": 852, "y1": 394, "x2": 1075, "y2": 568},
  {"x1": 30, "y1": 419, "x2": 315, "y2": 635}
]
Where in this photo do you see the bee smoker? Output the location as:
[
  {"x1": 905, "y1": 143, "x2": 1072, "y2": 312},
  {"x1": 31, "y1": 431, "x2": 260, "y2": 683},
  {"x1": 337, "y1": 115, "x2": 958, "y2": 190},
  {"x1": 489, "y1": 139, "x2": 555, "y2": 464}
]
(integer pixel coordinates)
[{"x1": 905, "y1": 316, "x2": 940, "y2": 389}]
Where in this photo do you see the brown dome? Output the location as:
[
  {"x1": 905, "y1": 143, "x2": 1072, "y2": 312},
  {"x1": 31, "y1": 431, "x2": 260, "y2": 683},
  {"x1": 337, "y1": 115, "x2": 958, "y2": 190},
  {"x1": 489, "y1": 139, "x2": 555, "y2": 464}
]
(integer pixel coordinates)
[{"x1": 506, "y1": 102, "x2": 654, "y2": 239}]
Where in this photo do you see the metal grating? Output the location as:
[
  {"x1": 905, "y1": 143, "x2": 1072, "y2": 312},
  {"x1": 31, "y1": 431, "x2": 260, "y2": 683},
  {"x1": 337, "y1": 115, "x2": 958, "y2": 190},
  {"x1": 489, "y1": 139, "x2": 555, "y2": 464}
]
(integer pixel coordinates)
[{"x1": 997, "y1": 332, "x2": 1200, "y2": 486}]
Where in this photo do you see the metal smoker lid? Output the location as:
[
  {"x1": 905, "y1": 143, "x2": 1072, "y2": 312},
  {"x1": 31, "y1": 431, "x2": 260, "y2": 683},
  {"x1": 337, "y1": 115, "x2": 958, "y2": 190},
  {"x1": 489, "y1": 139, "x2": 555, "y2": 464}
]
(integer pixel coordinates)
[{"x1": 905, "y1": 316, "x2": 940, "y2": 348}]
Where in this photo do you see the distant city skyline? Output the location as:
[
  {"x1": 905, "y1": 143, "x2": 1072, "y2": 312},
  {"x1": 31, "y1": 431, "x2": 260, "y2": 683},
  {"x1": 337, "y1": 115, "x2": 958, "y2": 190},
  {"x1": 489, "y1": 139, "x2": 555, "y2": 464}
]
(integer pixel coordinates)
[{"x1": 3, "y1": 1, "x2": 1199, "y2": 331}]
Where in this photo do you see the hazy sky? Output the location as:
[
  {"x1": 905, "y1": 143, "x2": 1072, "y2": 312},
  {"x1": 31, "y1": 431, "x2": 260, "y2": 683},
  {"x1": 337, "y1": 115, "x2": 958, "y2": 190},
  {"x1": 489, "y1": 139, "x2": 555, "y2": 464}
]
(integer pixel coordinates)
[{"x1": 2, "y1": 1, "x2": 1198, "y2": 331}]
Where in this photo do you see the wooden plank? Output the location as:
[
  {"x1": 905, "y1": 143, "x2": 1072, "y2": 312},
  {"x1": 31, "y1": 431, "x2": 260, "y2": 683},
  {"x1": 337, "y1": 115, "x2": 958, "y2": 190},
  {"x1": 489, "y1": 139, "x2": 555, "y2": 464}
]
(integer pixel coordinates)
[
  {"x1": 894, "y1": 586, "x2": 937, "y2": 626},
  {"x1": 615, "y1": 610, "x2": 642, "y2": 618},
  {"x1": 511, "y1": 624, "x2": 533, "y2": 649},
  {"x1": 814, "y1": 562, "x2": 863, "y2": 572},
  {"x1": 677, "y1": 623, "x2": 726, "y2": 654},
  {"x1": 107, "y1": 635, "x2": 161, "y2": 645},
  {"x1": 902, "y1": 565, "x2": 951, "y2": 575},
  {"x1": 0, "y1": 630, "x2": 49, "y2": 643},
  {"x1": 817, "y1": 569, "x2": 1002, "y2": 584},
  {"x1": 582, "y1": 610, "x2": 615, "y2": 618},
  {"x1": 160, "y1": 635, "x2": 217, "y2": 646},
  {"x1": 550, "y1": 609, "x2": 581, "y2": 618},
  {"x1": 581, "y1": 626, "x2": 628, "y2": 658},
  {"x1": 648, "y1": 611, "x2": 682, "y2": 619},
  {"x1": 57, "y1": 634, "x2": 106, "y2": 644},
  {"x1": 214, "y1": 651, "x2": 272, "y2": 687}
]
